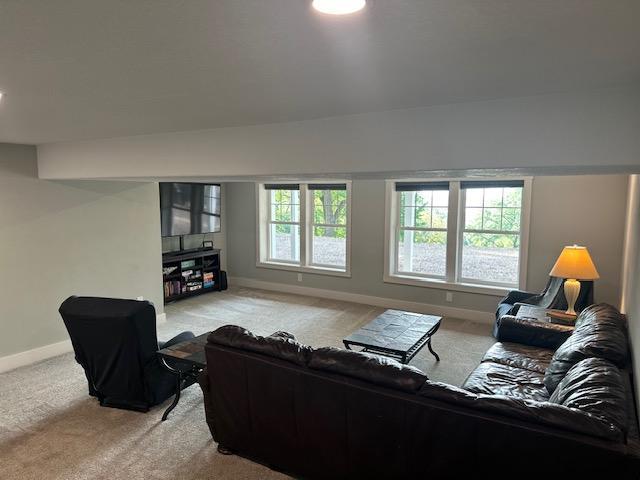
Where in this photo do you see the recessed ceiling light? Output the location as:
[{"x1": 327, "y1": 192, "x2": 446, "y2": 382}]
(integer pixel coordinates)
[{"x1": 312, "y1": 0, "x2": 366, "y2": 15}]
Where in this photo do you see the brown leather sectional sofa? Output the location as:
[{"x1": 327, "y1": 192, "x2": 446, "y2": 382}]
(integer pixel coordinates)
[{"x1": 198, "y1": 304, "x2": 640, "y2": 478}]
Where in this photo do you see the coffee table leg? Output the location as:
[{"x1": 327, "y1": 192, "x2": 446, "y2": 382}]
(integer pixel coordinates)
[
  {"x1": 162, "y1": 371, "x2": 182, "y2": 421},
  {"x1": 427, "y1": 337, "x2": 440, "y2": 361}
]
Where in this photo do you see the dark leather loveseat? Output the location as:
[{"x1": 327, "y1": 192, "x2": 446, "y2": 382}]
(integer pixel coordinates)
[{"x1": 198, "y1": 304, "x2": 640, "y2": 478}]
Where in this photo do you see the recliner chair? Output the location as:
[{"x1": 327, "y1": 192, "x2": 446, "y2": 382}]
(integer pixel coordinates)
[
  {"x1": 59, "y1": 296, "x2": 195, "y2": 412},
  {"x1": 494, "y1": 277, "x2": 593, "y2": 337}
]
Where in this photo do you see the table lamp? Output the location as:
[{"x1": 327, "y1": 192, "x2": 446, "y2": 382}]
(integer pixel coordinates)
[{"x1": 549, "y1": 245, "x2": 599, "y2": 315}]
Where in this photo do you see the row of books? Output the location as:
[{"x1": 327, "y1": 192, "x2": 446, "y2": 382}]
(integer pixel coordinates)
[
  {"x1": 181, "y1": 269, "x2": 202, "y2": 280},
  {"x1": 163, "y1": 280, "x2": 182, "y2": 298},
  {"x1": 164, "y1": 275, "x2": 216, "y2": 298}
]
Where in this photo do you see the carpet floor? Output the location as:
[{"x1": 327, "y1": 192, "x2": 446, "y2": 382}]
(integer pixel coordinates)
[{"x1": 0, "y1": 286, "x2": 496, "y2": 479}]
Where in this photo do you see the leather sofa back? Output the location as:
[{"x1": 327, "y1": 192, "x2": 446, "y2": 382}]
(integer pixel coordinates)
[
  {"x1": 419, "y1": 380, "x2": 625, "y2": 441},
  {"x1": 544, "y1": 303, "x2": 628, "y2": 392},
  {"x1": 309, "y1": 347, "x2": 428, "y2": 393},
  {"x1": 207, "y1": 325, "x2": 312, "y2": 366},
  {"x1": 549, "y1": 357, "x2": 628, "y2": 437}
]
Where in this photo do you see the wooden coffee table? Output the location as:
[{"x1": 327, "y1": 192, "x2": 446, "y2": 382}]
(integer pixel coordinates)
[{"x1": 343, "y1": 309, "x2": 442, "y2": 364}]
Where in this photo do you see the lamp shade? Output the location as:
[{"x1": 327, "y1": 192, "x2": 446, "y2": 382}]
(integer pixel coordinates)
[{"x1": 549, "y1": 245, "x2": 600, "y2": 280}]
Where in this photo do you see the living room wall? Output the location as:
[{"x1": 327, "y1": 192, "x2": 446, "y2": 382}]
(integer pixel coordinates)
[
  {"x1": 225, "y1": 174, "x2": 628, "y2": 319},
  {"x1": 0, "y1": 143, "x2": 164, "y2": 364},
  {"x1": 621, "y1": 175, "x2": 640, "y2": 422}
]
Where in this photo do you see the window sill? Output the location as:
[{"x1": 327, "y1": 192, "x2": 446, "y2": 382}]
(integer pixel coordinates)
[
  {"x1": 384, "y1": 273, "x2": 512, "y2": 296},
  {"x1": 257, "y1": 261, "x2": 351, "y2": 278}
]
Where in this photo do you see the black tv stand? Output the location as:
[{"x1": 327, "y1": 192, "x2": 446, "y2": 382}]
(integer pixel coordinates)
[
  {"x1": 162, "y1": 248, "x2": 221, "y2": 304},
  {"x1": 165, "y1": 245, "x2": 214, "y2": 257}
]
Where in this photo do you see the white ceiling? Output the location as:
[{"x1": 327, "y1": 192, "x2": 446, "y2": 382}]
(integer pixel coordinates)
[{"x1": 1, "y1": 0, "x2": 639, "y2": 145}]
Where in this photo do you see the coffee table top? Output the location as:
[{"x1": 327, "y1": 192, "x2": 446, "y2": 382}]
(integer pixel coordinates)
[
  {"x1": 343, "y1": 309, "x2": 441, "y2": 355},
  {"x1": 157, "y1": 332, "x2": 209, "y2": 369}
]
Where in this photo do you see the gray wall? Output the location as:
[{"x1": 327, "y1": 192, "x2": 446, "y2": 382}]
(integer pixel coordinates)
[
  {"x1": 621, "y1": 175, "x2": 640, "y2": 420},
  {"x1": 226, "y1": 175, "x2": 628, "y2": 313},
  {"x1": 0, "y1": 143, "x2": 164, "y2": 358},
  {"x1": 527, "y1": 175, "x2": 629, "y2": 305}
]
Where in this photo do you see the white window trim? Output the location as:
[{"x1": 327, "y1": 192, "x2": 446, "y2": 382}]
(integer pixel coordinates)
[
  {"x1": 266, "y1": 189, "x2": 301, "y2": 265},
  {"x1": 384, "y1": 177, "x2": 532, "y2": 296},
  {"x1": 256, "y1": 181, "x2": 352, "y2": 278}
]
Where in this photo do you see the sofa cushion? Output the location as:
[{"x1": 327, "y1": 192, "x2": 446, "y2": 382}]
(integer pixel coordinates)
[
  {"x1": 207, "y1": 325, "x2": 312, "y2": 366},
  {"x1": 308, "y1": 347, "x2": 427, "y2": 393},
  {"x1": 482, "y1": 342, "x2": 554, "y2": 374},
  {"x1": 549, "y1": 357, "x2": 628, "y2": 437},
  {"x1": 462, "y1": 361, "x2": 549, "y2": 402},
  {"x1": 418, "y1": 381, "x2": 624, "y2": 441},
  {"x1": 544, "y1": 304, "x2": 628, "y2": 393}
]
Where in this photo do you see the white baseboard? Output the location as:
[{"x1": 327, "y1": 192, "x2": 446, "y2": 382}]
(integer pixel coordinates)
[
  {"x1": 0, "y1": 339, "x2": 73, "y2": 374},
  {"x1": 230, "y1": 276, "x2": 495, "y2": 325},
  {"x1": 0, "y1": 313, "x2": 169, "y2": 374}
]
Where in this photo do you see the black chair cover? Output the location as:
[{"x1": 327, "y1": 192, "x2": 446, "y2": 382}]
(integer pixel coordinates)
[
  {"x1": 59, "y1": 296, "x2": 179, "y2": 411},
  {"x1": 494, "y1": 277, "x2": 594, "y2": 337}
]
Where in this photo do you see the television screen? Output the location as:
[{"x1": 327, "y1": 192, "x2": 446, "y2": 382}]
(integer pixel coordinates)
[{"x1": 159, "y1": 183, "x2": 221, "y2": 236}]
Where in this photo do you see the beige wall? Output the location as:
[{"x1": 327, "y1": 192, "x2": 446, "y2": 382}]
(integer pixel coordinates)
[
  {"x1": 621, "y1": 175, "x2": 640, "y2": 420},
  {"x1": 0, "y1": 143, "x2": 164, "y2": 358},
  {"x1": 226, "y1": 174, "x2": 628, "y2": 314}
]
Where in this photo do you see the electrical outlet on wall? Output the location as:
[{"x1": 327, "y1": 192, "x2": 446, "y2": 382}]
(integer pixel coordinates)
[
  {"x1": 297, "y1": 273, "x2": 303, "y2": 282},
  {"x1": 445, "y1": 292, "x2": 453, "y2": 302}
]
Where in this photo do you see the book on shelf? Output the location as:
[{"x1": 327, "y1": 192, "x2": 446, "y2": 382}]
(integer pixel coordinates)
[
  {"x1": 181, "y1": 260, "x2": 196, "y2": 269},
  {"x1": 547, "y1": 309, "x2": 577, "y2": 325},
  {"x1": 203, "y1": 271, "x2": 215, "y2": 288},
  {"x1": 182, "y1": 269, "x2": 202, "y2": 280},
  {"x1": 162, "y1": 265, "x2": 178, "y2": 276},
  {"x1": 163, "y1": 280, "x2": 182, "y2": 298}
]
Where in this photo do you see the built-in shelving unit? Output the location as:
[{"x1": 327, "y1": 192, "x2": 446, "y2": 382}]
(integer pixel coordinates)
[{"x1": 162, "y1": 248, "x2": 221, "y2": 303}]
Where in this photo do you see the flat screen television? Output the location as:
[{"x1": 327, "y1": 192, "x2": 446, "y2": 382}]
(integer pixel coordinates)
[{"x1": 159, "y1": 182, "x2": 221, "y2": 236}]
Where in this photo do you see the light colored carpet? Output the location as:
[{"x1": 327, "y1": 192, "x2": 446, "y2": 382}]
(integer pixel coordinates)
[{"x1": 0, "y1": 286, "x2": 496, "y2": 480}]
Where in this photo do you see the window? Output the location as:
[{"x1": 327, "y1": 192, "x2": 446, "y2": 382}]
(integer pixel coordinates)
[
  {"x1": 397, "y1": 182, "x2": 449, "y2": 278},
  {"x1": 459, "y1": 182, "x2": 523, "y2": 286},
  {"x1": 267, "y1": 186, "x2": 301, "y2": 263},
  {"x1": 386, "y1": 179, "x2": 531, "y2": 292},
  {"x1": 258, "y1": 182, "x2": 351, "y2": 275},
  {"x1": 309, "y1": 184, "x2": 348, "y2": 268}
]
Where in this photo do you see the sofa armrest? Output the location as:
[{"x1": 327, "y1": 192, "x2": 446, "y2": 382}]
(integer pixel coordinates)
[
  {"x1": 495, "y1": 315, "x2": 573, "y2": 349},
  {"x1": 197, "y1": 368, "x2": 218, "y2": 439}
]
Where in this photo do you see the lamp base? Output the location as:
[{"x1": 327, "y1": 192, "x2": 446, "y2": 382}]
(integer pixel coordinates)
[{"x1": 563, "y1": 278, "x2": 581, "y2": 316}]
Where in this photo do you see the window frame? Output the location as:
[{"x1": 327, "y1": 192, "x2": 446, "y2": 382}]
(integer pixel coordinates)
[
  {"x1": 257, "y1": 181, "x2": 352, "y2": 277},
  {"x1": 384, "y1": 178, "x2": 532, "y2": 295}
]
